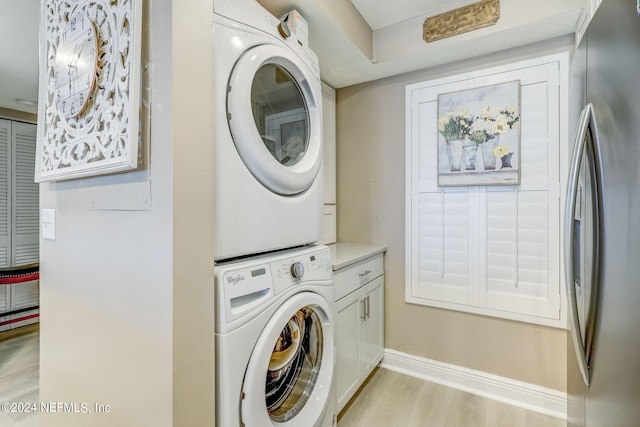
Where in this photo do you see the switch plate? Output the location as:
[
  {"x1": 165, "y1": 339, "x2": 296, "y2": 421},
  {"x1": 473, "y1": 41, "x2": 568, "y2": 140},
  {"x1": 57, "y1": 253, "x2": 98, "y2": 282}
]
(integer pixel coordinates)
[{"x1": 41, "y1": 209, "x2": 56, "y2": 240}]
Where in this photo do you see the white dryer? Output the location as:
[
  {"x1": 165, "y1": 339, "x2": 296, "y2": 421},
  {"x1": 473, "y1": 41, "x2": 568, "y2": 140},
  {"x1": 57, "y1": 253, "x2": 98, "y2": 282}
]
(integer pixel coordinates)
[
  {"x1": 215, "y1": 245, "x2": 336, "y2": 427},
  {"x1": 213, "y1": 0, "x2": 324, "y2": 261}
]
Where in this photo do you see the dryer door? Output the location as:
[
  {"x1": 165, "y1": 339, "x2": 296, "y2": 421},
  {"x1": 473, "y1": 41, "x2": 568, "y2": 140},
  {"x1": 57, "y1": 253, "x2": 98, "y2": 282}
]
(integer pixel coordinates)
[
  {"x1": 227, "y1": 44, "x2": 322, "y2": 196},
  {"x1": 241, "y1": 292, "x2": 334, "y2": 426}
]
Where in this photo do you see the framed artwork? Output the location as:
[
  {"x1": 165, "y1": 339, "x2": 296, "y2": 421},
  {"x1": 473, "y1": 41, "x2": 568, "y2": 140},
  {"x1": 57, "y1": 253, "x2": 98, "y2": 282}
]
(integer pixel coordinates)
[{"x1": 437, "y1": 80, "x2": 521, "y2": 186}]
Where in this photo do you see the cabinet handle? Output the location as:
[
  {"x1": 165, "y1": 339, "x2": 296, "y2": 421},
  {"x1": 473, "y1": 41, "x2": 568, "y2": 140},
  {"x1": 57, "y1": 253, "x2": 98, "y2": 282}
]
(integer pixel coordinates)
[
  {"x1": 359, "y1": 270, "x2": 372, "y2": 278},
  {"x1": 360, "y1": 299, "x2": 367, "y2": 321},
  {"x1": 366, "y1": 295, "x2": 370, "y2": 319}
]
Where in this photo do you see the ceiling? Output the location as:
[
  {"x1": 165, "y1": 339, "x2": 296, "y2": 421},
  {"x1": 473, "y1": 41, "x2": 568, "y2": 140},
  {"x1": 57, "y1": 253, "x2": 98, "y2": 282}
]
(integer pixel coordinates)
[
  {"x1": 350, "y1": 0, "x2": 478, "y2": 30},
  {"x1": 259, "y1": 0, "x2": 589, "y2": 88},
  {"x1": 0, "y1": 0, "x2": 589, "y2": 116}
]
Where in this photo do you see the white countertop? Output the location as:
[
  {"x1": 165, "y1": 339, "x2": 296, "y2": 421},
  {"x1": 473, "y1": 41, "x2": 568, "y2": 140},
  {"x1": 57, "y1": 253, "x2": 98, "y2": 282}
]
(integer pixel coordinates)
[{"x1": 328, "y1": 242, "x2": 387, "y2": 271}]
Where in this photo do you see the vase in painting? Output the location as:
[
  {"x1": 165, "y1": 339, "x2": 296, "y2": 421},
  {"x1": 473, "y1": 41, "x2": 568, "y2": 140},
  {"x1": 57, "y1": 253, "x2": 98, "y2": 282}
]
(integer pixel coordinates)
[
  {"x1": 445, "y1": 138, "x2": 464, "y2": 172},
  {"x1": 481, "y1": 136, "x2": 499, "y2": 170},
  {"x1": 501, "y1": 152, "x2": 514, "y2": 168},
  {"x1": 462, "y1": 145, "x2": 478, "y2": 171}
]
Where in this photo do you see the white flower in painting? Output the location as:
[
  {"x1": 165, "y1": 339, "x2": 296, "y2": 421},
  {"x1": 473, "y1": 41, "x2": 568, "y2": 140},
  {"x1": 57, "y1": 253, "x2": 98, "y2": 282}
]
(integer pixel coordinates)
[
  {"x1": 493, "y1": 144, "x2": 510, "y2": 159},
  {"x1": 468, "y1": 105, "x2": 520, "y2": 144},
  {"x1": 438, "y1": 109, "x2": 473, "y2": 140},
  {"x1": 494, "y1": 117, "x2": 510, "y2": 134}
]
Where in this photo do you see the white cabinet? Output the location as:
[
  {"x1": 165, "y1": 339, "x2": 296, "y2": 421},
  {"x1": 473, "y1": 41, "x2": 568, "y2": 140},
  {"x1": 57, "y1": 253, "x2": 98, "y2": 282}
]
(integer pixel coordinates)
[
  {"x1": 334, "y1": 252, "x2": 384, "y2": 412},
  {"x1": 576, "y1": 0, "x2": 603, "y2": 45}
]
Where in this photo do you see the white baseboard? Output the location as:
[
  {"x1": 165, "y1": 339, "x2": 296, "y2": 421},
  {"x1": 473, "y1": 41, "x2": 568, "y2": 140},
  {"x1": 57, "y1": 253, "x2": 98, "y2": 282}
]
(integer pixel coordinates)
[{"x1": 381, "y1": 348, "x2": 567, "y2": 420}]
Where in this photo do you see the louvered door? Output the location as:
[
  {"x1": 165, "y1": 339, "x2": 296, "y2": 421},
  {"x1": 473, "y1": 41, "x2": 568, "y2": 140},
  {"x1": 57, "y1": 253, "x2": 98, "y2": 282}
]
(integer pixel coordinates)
[
  {"x1": 0, "y1": 119, "x2": 38, "y2": 267},
  {"x1": 11, "y1": 122, "x2": 39, "y2": 265},
  {"x1": 0, "y1": 120, "x2": 10, "y2": 267},
  {"x1": 0, "y1": 119, "x2": 39, "y2": 330}
]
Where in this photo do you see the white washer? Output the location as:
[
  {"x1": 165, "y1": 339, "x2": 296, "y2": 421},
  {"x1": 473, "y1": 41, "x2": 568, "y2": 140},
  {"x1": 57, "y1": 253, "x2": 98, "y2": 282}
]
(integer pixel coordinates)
[
  {"x1": 213, "y1": 0, "x2": 324, "y2": 261},
  {"x1": 215, "y1": 245, "x2": 336, "y2": 427}
]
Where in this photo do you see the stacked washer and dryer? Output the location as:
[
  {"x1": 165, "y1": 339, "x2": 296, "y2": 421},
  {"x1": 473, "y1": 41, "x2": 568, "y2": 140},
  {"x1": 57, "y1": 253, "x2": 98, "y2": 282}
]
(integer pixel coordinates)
[{"x1": 212, "y1": 1, "x2": 336, "y2": 426}]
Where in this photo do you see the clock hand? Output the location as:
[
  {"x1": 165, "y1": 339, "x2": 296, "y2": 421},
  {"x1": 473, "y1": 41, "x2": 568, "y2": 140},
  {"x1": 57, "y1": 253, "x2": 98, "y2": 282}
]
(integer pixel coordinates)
[
  {"x1": 67, "y1": 56, "x2": 73, "y2": 95},
  {"x1": 68, "y1": 45, "x2": 82, "y2": 112}
]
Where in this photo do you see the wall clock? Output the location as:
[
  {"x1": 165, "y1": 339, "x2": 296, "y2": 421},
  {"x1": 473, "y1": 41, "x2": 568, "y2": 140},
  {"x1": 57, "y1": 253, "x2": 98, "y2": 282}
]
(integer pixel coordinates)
[{"x1": 36, "y1": 0, "x2": 143, "y2": 182}]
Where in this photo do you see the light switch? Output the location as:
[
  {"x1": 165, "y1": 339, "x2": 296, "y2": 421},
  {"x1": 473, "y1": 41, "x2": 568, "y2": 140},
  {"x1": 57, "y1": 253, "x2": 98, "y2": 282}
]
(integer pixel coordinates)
[{"x1": 41, "y1": 209, "x2": 56, "y2": 240}]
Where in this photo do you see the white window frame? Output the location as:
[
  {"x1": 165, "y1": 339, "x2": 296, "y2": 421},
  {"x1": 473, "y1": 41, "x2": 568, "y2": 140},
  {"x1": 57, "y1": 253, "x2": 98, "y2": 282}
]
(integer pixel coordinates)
[{"x1": 405, "y1": 53, "x2": 569, "y2": 329}]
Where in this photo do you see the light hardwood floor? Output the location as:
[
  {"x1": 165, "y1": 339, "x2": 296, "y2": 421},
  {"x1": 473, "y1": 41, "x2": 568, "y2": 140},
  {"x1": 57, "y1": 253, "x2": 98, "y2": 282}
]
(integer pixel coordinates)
[
  {"x1": 0, "y1": 325, "x2": 39, "y2": 427},
  {"x1": 1, "y1": 327, "x2": 565, "y2": 427},
  {"x1": 338, "y1": 368, "x2": 566, "y2": 427}
]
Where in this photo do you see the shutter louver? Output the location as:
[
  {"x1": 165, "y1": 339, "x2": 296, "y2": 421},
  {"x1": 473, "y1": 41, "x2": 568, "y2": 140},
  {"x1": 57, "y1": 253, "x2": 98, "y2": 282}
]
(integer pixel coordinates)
[
  {"x1": 11, "y1": 281, "x2": 39, "y2": 310},
  {"x1": 0, "y1": 286, "x2": 7, "y2": 312}
]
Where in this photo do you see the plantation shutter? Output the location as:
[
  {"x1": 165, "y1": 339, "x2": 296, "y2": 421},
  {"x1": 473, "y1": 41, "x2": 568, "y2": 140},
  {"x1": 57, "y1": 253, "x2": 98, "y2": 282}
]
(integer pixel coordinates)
[{"x1": 406, "y1": 55, "x2": 565, "y2": 327}]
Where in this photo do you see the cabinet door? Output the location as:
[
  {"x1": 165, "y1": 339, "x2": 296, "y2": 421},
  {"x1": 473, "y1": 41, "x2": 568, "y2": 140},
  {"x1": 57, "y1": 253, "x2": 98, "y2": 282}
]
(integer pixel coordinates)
[
  {"x1": 335, "y1": 289, "x2": 361, "y2": 412},
  {"x1": 359, "y1": 276, "x2": 384, "y2": 379}
]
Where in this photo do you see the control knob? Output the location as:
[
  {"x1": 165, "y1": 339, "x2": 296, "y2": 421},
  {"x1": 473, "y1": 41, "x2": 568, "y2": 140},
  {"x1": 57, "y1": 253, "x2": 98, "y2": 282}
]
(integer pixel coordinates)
[{"x1": 290, "y1": 262, "x2": 305, "y2": 279}]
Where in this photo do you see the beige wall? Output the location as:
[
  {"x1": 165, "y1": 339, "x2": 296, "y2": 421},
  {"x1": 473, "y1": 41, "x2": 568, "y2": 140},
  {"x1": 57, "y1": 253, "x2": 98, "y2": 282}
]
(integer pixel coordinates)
[
  {"x1": 171, "y1": 0, "x2": 216, "y2": 424},
  {"x1": 336, "y1": 37, "x2": 571, "y2": 392},
  {"x1": 0, "y1": 107, "x2": 36, "y2": 123},
  {"x1": 38, "y1": 1, "x2": 216, "y2": 425}
]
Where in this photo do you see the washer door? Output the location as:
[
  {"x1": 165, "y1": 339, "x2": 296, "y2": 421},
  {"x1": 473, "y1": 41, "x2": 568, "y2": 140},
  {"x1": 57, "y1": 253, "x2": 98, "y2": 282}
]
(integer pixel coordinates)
[
  {"x1": 241, "y1": 292, "x2": 334, "y2": 426},
  {"x1": 227, "y1": 44, "x2": 322, "y2": 196}
]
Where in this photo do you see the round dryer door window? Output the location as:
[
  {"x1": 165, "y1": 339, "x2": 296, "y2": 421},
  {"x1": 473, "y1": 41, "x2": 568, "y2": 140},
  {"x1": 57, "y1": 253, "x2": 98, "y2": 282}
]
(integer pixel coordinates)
[
  {"x1": 227, "y1": 44, "x2": 322, "y2": 196},
  {"x1": 241, "y1": 292, "x2": 334, "y2": 426},
  {"x1": 252, "y1": 64, "x2": 309, "y2": 167}
]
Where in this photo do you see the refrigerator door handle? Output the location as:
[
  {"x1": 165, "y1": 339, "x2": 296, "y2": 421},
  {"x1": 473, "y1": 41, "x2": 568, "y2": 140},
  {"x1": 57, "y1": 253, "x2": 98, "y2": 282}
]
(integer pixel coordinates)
[{"x1": 565, "y1": 103, "x2": 601, "y2": 387}]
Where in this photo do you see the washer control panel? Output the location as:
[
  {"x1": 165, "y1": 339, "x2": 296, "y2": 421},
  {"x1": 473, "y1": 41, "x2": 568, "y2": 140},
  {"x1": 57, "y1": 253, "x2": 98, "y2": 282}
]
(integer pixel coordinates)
[
  {"x1": 217, "y1": 246, "x2": 332, "y2": 323},
  {"x1": 270, "y1": 247, "x2": 332, "y2": 295}
]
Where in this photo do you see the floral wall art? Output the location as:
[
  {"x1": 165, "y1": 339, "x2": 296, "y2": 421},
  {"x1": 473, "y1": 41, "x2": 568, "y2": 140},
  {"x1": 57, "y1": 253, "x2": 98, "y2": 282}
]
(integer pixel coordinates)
[{"x1": 437, "y1": 80, "x2": 521, "y2": 186}]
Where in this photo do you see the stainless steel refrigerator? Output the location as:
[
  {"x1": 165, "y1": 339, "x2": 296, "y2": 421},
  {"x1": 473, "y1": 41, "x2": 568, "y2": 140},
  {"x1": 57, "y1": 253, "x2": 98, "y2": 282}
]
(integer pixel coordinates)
[{"x1": 565, "y1": 1, "x2": 640, "y2": 426}]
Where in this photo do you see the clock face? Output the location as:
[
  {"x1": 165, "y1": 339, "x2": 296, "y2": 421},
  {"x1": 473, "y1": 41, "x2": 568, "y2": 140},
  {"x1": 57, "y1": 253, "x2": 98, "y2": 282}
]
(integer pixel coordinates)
[
  {"x1": 54, "y1": 12, "x2": 98, "y2": 119},
  {"x1": 37, "y1": 0, "x2": 143, "y2": 182}
]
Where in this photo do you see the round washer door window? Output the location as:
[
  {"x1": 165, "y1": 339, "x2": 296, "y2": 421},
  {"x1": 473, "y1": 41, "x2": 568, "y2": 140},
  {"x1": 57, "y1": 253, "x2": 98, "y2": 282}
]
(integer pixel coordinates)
[
  {"x1": 241, "y1": 292, "x2": 334, "y2": 426},
  {"x1": 227, "y1": 44, "x2": 322, "y2": 196}
]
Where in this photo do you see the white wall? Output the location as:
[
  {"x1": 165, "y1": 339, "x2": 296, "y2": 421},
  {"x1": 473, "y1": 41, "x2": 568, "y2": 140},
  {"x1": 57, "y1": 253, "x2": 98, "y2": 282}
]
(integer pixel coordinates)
[
  {"x1": 38, "y1": 1, "x2": 216, "y2": 425},
  {"x1": 336, "y1": 36, "x2": 573, "y2": 392}
]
